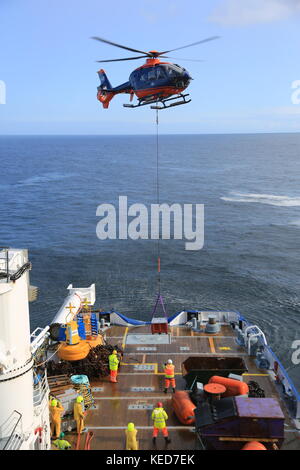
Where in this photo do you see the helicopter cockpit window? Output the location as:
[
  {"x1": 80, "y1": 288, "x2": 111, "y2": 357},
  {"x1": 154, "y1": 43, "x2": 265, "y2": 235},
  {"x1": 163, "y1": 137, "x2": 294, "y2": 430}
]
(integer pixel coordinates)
[
  {"x1": 165, "y1": 66, "x2": 177, "y2": 77},
  {"x1": 156, "y1": 67, "x2": 166, "y2": 79},
  {"x1": 148, "y1": 68, "x2": 156, "y2": 80},
  {"x1": 139, "y1": 70, "x2": 147, "y2": 82}
]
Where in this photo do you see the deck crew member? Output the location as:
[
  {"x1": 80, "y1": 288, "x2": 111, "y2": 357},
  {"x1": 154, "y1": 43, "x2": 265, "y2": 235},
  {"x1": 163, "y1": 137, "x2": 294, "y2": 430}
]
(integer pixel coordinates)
[
  {"x1": 49, "y1": 398, "x2": 64, "y2": 439},
  {"x1": 74, "y1": 395, "x2": 85, "y2": 434},
  {"x1": 125, "y1": 422, "x2": 138, "y2": 450},
  {"x1": 164, "y1": 359, "x2": 176, "y2": 394},
  {"x1": 53, "y1": 432, "x2": 72, "y2": 450},
  {"x1": 109, "y1": 349, "x2": 119, "y2": 383},
  {"x1": 151, "y1": 402, "x2": 171, "y2": 444}
]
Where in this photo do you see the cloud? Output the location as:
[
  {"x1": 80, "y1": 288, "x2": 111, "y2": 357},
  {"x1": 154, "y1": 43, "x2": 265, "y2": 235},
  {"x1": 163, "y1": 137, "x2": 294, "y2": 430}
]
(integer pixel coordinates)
[{"x1": 209, "y1": 0, "x2": 300, "y2": 26}]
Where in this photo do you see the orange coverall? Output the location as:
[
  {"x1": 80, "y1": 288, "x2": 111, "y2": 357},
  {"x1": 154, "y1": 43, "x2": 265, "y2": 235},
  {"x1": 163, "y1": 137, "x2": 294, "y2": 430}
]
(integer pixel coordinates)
[
  {"x1": 74, "y1": 402, "x2": 85, "y2": 434},
  {"x1": 49, "y1": 402, "x2": 64, "y2": 438},
  {"x1": 164, "y1": 364, "x2": 176, "y2": 390}
]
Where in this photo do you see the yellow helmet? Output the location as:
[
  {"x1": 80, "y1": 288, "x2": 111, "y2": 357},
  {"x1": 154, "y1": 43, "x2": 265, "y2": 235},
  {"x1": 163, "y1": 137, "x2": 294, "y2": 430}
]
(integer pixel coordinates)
[
  {"x1": 127, "y1": 422, "x2": 135, "y2": 431},
  {"x1": 76, "y1": 395, "x2": 84, "y2": 403},
  {"x1": 113, "y1": 350, "x2": 117, "y2": 355},
  {"x1": 51, "y1": 399, "x2": 58, "y2": 407}
]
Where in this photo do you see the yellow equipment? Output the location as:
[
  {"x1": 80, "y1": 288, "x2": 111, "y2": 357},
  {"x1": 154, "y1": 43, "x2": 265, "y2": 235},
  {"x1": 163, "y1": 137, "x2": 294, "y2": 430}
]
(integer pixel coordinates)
[{"x1": 65, "y1": 321, "x2": 80, "y2": 345}]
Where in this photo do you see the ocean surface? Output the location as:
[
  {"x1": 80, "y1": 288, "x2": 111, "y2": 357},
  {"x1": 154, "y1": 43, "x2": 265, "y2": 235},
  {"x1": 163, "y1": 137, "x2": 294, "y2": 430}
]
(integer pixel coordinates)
[{"x1": 0, "y1": 133, "x2": 300, "y2": 390}]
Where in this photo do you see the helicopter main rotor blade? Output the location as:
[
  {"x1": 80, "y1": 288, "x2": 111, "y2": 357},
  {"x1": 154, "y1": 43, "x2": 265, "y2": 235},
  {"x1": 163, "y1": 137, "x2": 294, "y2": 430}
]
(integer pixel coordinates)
[
  {"x1": 96, "y1": 55, "x2": 148, "y2": 63},
  {"x1": 91, "y1": 36, "x2": 151, "y2": 56},
  {"x1": 159, "y1": 36, "x2": 220, "y2": 56},
  {"x1": 160, "y1": 56, "x2": 205, "y2": 62}
]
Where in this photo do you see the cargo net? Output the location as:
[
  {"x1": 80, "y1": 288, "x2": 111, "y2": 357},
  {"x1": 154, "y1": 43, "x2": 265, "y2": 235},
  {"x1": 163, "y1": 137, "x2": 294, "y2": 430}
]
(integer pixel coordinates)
[{"x1": 46, "y1": 344, "x2": 123, "y2": 379}]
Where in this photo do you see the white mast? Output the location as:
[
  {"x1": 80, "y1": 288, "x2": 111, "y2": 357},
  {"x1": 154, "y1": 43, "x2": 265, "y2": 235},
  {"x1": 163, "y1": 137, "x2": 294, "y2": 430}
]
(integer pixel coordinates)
[{"x1": 0, "y1": 248, "x2": 50, "y2": 450}]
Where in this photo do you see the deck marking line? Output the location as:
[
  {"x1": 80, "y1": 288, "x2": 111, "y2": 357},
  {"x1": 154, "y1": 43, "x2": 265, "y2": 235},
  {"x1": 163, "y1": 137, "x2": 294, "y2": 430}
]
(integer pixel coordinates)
[
  {"x1": 208, "y1": 337, "x2": 216, "y2": 354},
  {"x1": 242, "y1": 373, "x2": 269, "y2": 377},
  {"x1": 86, "y1": 426, "x2": 194, "y2": 430},
  {"x1": 122, "y1": 327, "x2": 129, "y2": 349},
  {"x1": 94, "y1": 396, "x2": 168, "y2": 400},
  {"x1": 121, "y1": 352, "x2": 246, "y2": 356}
]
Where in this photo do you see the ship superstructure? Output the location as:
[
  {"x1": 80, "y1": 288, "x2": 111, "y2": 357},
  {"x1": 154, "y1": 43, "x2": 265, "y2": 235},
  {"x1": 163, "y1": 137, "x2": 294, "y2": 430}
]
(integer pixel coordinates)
[{"x1": 0, "y1": 248, "x2": 50, "y2": 450}]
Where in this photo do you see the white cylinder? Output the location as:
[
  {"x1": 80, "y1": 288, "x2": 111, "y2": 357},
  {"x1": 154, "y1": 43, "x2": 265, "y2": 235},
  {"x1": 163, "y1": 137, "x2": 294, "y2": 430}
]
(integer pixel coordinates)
[
  {"x1": 0, "y1": 277, "x2": 31, "y2": 368},
  {"x1": 51, "y1": 291, "x2": 82, "y2": 325},
  {"x1": 0, "y1": 249, "x2": 34, "y2": 438}
]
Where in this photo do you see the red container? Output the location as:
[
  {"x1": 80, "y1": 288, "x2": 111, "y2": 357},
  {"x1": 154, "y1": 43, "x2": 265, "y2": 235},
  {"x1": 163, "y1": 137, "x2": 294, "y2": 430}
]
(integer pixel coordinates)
[{"x1": 151, "y1": 317, "x2": 168, "y2": 334}]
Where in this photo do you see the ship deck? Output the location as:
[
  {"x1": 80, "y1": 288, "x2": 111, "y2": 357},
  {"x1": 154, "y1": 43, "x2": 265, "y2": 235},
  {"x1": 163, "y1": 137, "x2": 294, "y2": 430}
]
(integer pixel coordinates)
[{"x1": 67, "y1": 324, "x2": 300, "y2": 451}]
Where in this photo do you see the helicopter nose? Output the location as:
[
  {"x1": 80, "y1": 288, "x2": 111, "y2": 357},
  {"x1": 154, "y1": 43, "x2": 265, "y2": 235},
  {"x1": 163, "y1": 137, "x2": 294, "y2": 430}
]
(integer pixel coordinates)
[{"x1": 183, "y1": 72, "x2": 192, "y2": 84}]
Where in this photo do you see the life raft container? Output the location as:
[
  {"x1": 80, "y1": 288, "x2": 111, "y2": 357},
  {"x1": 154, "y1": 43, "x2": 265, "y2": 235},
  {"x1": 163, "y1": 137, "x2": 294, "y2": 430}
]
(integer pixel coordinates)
[
  {"x1": 241, "y1": 441, "x2": 267, "y2": 450},
  {"x1": 208, "y1": 375, "x2": 249, "y2": 397},
  {"x1": 172, "y1": 390, "x2": 196, "y2": 425}
]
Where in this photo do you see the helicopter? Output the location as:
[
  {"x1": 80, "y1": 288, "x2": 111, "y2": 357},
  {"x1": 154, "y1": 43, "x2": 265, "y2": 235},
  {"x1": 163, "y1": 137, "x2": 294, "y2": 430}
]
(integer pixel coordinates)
[{"x1": 92, "y1": 36, "x2": 219, "y2": 110}]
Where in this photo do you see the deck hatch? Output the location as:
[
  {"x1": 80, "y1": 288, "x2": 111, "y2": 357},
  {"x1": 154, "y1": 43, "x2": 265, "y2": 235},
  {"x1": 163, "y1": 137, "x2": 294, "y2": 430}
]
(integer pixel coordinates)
[{"x1": 126, "y1": 334, "x2": 171, "y2": 345}]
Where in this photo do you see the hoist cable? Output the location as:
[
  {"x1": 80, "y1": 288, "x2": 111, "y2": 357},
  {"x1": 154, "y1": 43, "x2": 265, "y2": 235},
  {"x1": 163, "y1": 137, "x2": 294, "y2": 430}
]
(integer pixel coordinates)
[{"x1": 155, "y1": 108, "x2": 161, "y2": 294}]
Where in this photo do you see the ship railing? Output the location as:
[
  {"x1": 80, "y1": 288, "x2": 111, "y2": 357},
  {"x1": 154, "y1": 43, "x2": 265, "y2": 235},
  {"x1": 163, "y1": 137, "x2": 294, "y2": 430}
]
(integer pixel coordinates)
[
  {"x1": 244, "y1": 325, "x2": 267, "y2": 355},
  {"x1": 30, "y1": 326, "x2": 50, "y2": 354},
  {"x1": 0, "y1": 410, "x2": 24, "y2": 450},
  {"x1": 0, "y1": 247, "x2": 9, "y2": 283},
  {"x1": 33, "y1": 372, "x2": 49, "y2": 408}
]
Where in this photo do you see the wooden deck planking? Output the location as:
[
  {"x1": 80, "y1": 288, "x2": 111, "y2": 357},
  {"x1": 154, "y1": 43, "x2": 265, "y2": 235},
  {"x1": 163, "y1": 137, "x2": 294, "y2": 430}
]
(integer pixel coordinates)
[{"x1": 62, "y1": 324, "x2": 300, "y2": 450}]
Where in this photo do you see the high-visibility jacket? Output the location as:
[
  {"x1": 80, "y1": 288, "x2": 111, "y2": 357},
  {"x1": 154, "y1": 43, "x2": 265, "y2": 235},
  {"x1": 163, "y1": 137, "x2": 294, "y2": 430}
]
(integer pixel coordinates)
[
  {"x1": 151, "y1": 407, "x2": 168, "y2": 429},
  {"x1": 53, "y1": 439, "x2": 71, "y2": 450},
  {"x1": 164, "y1": 364, "x2": 175, "y2": 378},
  {"x1": 50, "y1": 402, "x2": 64, "y2": 422},
  {"x1": 74, "y1": 402, "x2": 84, "y2": 421},
  {"x1": 109, "y1": 353, "x2": 119, "y2": 371}
]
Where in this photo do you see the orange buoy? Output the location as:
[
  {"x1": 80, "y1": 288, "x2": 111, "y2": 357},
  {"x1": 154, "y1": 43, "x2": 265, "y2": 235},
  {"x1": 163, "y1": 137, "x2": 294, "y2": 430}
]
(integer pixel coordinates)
[
  {"x1": 58, "y1": 341, "x2": 90, "y2": 361},
  {"x1": 208, "y1": 376, "x2": 249, "y2": 397},
  {"x1": 241, "y1": 441, "x2": 267, "y2": 450},
  {"x1": 172, "y1": 391, "x2": 196, "y2": 425}
]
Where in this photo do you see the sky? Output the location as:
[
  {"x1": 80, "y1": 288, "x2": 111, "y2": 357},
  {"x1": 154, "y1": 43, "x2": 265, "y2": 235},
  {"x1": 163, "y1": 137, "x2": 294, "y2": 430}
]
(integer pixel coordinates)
[{"x1": 0, "y1": 0, "x2": 300, "y2": 134}]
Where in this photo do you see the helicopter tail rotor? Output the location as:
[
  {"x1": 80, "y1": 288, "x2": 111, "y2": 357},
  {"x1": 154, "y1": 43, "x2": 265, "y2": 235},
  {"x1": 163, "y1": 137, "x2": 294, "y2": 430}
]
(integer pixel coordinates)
[
  {"x1": 97, "y1": 69, "x2": 113, "y2": 90},
  {"x1": 97, "y1": 69, "x2": 114, "y2": 108}
]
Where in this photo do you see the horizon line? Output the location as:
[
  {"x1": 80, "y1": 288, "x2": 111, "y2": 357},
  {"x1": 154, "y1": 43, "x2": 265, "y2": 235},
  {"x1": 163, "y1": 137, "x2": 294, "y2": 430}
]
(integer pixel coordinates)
[{"x1": 0, "y1": 131, "x2": 300, "y2": 137}]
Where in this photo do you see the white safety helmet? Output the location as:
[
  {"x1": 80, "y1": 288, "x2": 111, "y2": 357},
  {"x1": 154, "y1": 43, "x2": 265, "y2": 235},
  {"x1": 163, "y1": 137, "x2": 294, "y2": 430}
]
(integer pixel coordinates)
[{"x1": 167, "y1": 359, "x2": 173, "y2": 364}]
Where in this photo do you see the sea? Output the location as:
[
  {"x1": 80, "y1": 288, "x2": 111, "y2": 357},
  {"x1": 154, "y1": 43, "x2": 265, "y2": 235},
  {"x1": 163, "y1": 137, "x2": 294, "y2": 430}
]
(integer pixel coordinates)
[{"x1": 0, "y1": 133, "x2": 299, "y2": 390}]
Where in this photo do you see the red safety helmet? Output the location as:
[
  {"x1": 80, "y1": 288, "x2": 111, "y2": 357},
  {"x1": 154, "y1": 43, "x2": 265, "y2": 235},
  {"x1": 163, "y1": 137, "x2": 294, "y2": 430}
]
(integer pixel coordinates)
[{"x1": 157, "y1": 402, "x2": 163, "y2": 408}]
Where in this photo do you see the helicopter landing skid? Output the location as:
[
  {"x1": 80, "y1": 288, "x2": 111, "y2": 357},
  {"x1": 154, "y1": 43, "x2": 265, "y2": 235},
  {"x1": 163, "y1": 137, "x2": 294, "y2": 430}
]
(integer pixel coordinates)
[
  {"x1": 150, "y1": 94, "x2": 191, "y2": 110},
  {"x1": 123, "y1": 93, "x2": 191, "y2": 109}
]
